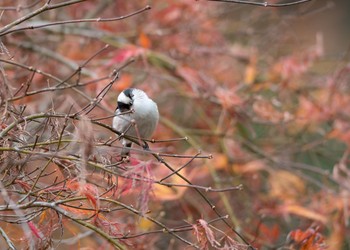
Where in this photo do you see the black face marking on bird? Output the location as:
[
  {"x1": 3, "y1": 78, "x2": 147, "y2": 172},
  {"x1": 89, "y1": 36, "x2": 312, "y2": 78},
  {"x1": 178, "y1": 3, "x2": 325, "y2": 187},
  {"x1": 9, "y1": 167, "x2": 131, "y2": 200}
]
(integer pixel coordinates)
[
  {"x1": 116, "y1": 88, "x2": 134, "y2": 112},
  {"x1": 117, "y1": 101, "x2": 131, "y2": 112}
]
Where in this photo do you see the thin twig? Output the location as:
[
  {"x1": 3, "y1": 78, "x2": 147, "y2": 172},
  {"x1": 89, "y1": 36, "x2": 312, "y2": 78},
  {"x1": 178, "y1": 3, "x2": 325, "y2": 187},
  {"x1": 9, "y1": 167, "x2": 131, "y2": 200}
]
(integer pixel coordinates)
[
  {"x1": 157, "y1": 152, "x2": 212, "y2": 159},
  {"x1": 149, "y1": 137, "x2": 188, "y2": 143},
  {"x1": 0, "y1": 5, "x2": 151, "y2": 36},
  {"x1": 160, "y1": 183, "x2": 244, "y2": 192},
  {"x1": 17, "y1": 157, "x2": 54, "y2": 204},
  {"x1": 0, "y1": 0, "x2": 41, "y2": 11},
  {"x1": 55, "y1": 44, "x2": 109, "y2": 88},
  {"x1": 0, "y1": 0, "x2": 87, "y2": 35},
  {"x1": 152, "y1": 152, "x2": 253, "y2": 246},
  {"x1": 102, "y1": 198, "x2": 198, "y2": 248},
  {"x1": 0, "y1": 226, "x2": 16, "y2": 250},
  {"x1": 207, "y1": 0, "x2": 313, "y2": 7},
  {"x1": 160, "y1": 151, "x2": 201, "y2": 182}
]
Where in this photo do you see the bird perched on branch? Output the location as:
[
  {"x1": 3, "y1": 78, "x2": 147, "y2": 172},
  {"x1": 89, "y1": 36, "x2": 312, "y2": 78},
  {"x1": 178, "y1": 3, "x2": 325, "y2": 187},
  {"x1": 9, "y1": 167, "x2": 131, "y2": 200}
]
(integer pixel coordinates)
[{"x1": 113, "y1": 88, "x2": 159, "y2": 158}]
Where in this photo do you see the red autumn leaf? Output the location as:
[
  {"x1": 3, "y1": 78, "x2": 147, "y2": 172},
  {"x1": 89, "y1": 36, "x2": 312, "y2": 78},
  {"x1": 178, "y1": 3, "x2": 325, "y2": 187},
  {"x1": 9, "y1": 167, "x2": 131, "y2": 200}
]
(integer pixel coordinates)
[
  {"x1": 109, "y1": 45, "x2": 146, "y2": 64},
  {"x1": 67, "y1": 179, "x2": 100, "y2": 210},
  {"x1": 93, "y1": 214, "x2": 123, "y2": 238},
  {"x1": 14, "y1": 180, "x2": 31, "y2": 192},
  {"x1": 215, "y1": 87, "x2": 243, "y2": 110},
  {"x1": 28, "y1": 221, "x2": 43, "y2": 240},
  {"x1": 287, "y1": 227, "x2": 326, "y2": 250},
  {"x1": 193, "y1": 219, "x2": 220, "y2": 249},
  {"x1": 118, "y1": 177, "x2": 133, "y2": 196},
  {"x1": 81, "y1": 183, "x2": 100, "y2": 210},
  {"x1": 154, "y1": 4, "x2": 183, "y2": 25},
  {"x1": 271, "y1": 34, "x2": 323, "y2": 80},
  {"x1": 258, "y1": 223, "x2": 280, "y2": 244},
  {"x1": 192, "y1": 223, "x2": 206, "y2": 249},
  {"x1": 119, "y1": 159, "x2": 155, "y2": 215},
  {"x1": 128, "y1": 157, "x2": 142, "y2": 166}
]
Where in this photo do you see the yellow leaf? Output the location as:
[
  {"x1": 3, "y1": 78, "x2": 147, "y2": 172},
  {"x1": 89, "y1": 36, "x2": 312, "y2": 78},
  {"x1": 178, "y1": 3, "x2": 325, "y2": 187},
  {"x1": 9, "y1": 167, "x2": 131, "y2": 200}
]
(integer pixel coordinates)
[
  {"x1": 244, "y1": 64, "x2": 256, "y2": 85},
  {"x1": 152, "y1": 181, "x2": 186, "y2": 201},
  {"x1": 244, "y1": 55, "x2": 257, "y2": 85},
  {"x1": 269, "y1": 170, "x2": 305, "y2": 201},
  {"x1": 153, "y1": 169, "x2": 196, "y2": 201},
  {"x1": 139, "y1": 217, "x2": 153, "y2": 230},
  {"x1": 284, "y1": 204, "x2": 328, "y2": 224}
]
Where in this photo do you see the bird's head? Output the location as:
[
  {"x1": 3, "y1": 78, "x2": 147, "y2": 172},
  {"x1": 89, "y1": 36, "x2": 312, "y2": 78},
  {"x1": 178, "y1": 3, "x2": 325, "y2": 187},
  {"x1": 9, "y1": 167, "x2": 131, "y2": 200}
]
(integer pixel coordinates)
[
  {"x1": 117, "y1": 88, "x2": 150, "y2": 112},
  {"x1": 117, "y1": 88, "x2": 134, "y2": 112}
]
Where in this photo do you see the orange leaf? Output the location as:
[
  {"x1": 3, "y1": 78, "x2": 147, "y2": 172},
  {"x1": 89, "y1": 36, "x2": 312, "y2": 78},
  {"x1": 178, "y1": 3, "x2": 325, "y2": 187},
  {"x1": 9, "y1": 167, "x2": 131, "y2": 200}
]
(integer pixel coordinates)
[
  {"x1": 67, "y1": 179, "x2": 100, "y2": 210},
  {"x1": 287, "y1": 227, "x2": 326, "y2": 250},
  {"x1": 213, "y1": 153, "x2": 228, "y2": 170},
  {"x1": 283, "y1": 204, "x2": 328, "y2": 224},
  {"x1": 38, "y1": 210, "x2": 48, "y2": 225},
  {"x1": 232, "y1": 160, "x2": 266, "y2": 174},
  {"x1": 138, "y1": 31, "x2": 152, "y2": 49},
  {"x1": 66, "y1": 179, "x2": 80, "y2": 191},
  {"x1": 114, "y1": 73, "x2": 133, "y2": 92}
]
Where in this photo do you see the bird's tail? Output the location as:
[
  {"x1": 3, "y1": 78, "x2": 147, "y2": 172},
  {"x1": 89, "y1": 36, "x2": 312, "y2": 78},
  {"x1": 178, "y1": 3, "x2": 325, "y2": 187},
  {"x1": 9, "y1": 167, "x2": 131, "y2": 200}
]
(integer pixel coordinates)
[{"x1": 121, "y1": 140, "x2": 132, "y2": 158}]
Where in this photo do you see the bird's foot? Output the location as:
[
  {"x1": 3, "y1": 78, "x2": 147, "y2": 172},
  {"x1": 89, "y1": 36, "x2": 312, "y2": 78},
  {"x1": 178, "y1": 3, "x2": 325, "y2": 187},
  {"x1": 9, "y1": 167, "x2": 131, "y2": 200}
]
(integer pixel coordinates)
[{"x1": 142, "y1": 141, "x2": 150, "y2": 151}]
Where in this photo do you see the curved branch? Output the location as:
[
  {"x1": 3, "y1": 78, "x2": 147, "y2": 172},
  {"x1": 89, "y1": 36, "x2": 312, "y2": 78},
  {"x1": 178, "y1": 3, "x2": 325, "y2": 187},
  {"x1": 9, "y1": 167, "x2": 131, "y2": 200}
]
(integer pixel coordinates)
[
  {"x1": 207, "y1": 0, "x2": 313, "y2": 7},
  {"x1": 0, "y1": 0, "x2": 87, "y2": 35},
  {"x1": 0, "y1": 5, "x2": 151, "y2": 37}
]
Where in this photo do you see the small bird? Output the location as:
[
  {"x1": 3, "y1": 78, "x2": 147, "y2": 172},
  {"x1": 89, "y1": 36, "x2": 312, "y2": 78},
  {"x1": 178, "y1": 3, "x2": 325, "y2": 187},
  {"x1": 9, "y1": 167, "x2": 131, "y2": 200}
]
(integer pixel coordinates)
[{"x1": 113, "y1": 88, "x2": 159, "y2": 158}]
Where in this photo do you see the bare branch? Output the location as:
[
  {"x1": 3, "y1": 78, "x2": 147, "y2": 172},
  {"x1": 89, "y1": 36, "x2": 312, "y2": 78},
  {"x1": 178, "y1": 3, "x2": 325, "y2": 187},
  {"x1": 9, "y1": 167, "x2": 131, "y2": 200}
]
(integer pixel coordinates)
[
  {"x1": 207, "y1": 0, "x2": 313, "y2": 7},
  {"x1": 0, "y1": 5, "x2": 151, "y2": 37},
  {"x1": 0, "y1": 0, "x2": 87, "y2": 35},
  {"x1": 0, "y1": 226, "x2": 16, "y2": 250},
  {"x1": 0, "y1": 0, "x2": 41, "y2": 11}
]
